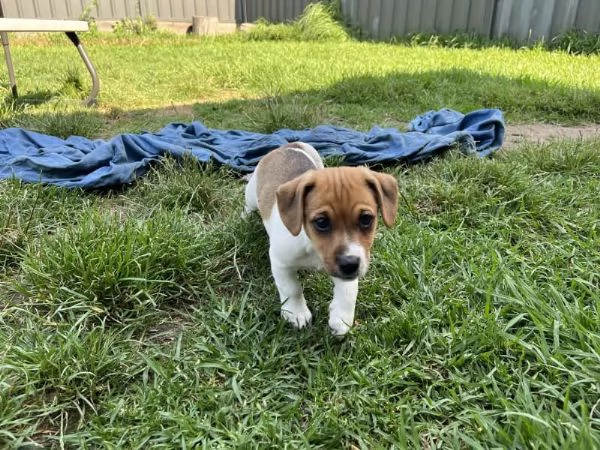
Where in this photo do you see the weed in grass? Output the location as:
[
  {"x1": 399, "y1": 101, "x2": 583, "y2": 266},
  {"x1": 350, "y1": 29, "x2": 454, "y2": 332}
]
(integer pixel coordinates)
[
  {"x1": 16, "y1": 209, "x2": 225, "y2": 320},
  {"x1": 112, "y1": 15, "x2": 158, "y2": 36},
  {"x1": 12, "y1": 108, "x2": 104, "y2": 138},
  {"x1": 58, "y1": 67, "x2": 85, "y2": 98},
  {"x1": 244, "y1": 19, "x2": 300, "y2": 42},
  {"x1": 0, "y1": 97, "x2": 29, "y2": 128},
  {"x1": 244, "y1": 2, "x2": 348, "y2": 42},
  {"x1": 550, "y1": 29, "x2": 600, "y2": 55},
  {"x1": 246, "y1": 92, "x2": 322, "y2": 133},
  {"x1": 295, "y1": 2, "x2": 349, "y2": 42},
  {"x1": 401, "y1": 31, "x2": 519, "y2": 50},
  {"x1": 131, "y1": 156, "x2": 243, "y2": 220},
  {"x1": 0, "y1": 180, "x2": 103, "y2": 273}
]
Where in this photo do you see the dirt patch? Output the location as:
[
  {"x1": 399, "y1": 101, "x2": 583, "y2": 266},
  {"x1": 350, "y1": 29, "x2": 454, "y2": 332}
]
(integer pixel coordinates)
[{"x1": 503, "y1": 124, "x2": 600, "y2": 149}]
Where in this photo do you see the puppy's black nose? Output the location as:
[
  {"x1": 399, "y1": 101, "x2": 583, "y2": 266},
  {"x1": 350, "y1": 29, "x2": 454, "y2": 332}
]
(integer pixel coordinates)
[{"x1": 336, "y1": 255, "x2": 360, "y2": 278}]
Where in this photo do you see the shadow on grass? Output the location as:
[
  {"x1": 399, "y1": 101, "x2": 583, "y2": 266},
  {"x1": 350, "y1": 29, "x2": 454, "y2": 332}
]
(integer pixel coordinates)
[
  {"x1": 125, "y1": 69, "x2": 600, "y2": 140},
  {"x1": 0, "y1": 66, "x2": 595, "y2": 204},
  {"x1": 6, "y1": 67, "x2": 599, "y2": 138},
  {"x1": 12, "y1": 90, "x2": 57, "y2": 106}
]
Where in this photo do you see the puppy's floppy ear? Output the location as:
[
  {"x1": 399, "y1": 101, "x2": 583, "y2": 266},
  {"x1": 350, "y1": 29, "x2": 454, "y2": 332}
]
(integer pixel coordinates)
[
  {"x1": 276, "y1": 171, "x2": 315, "y2": 236},
  {"x1": 364, "y1": 169, "x2": 399, "y2": 228}
]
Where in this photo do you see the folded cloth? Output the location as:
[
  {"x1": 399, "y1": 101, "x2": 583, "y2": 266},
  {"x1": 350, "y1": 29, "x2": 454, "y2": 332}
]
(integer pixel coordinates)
[{"x1": 0, "y1": 108, "x2": 505, "y2": 189}]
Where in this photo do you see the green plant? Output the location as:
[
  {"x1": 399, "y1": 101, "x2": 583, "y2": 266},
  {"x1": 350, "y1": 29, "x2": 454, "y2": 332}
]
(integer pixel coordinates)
[
  {"x1": 246, "y1": 93, "x2": 322, "y2": 133},
  {"x1": 112, "y1": 15, "x2": 158, "y2": 35},
  {"x1": 16, "y1": 209, "x2": 230, "y2": 319},
  {"x1": 244, "y1": 2, "x2": 348, "y2": 42},
  {"x1": 550, "y1": 29, "x2": 600, "y2": 55},
  {"x1": 80, "y1": 0, "x2": 99, "y2": 33},
  {"x1": 12, "y1": 109, "x2": 104, "y2": 139}
]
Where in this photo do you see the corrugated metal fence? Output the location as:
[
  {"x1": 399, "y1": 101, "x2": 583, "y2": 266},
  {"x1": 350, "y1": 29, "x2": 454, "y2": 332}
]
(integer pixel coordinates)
[
  {"x1": 343, "y1": 0, "x2": 600, "y2": 41},
  {"x1": 0, "y1": 0, "x2": 309, "y2": 24},
  {"x1": 244, "y1": 0, "x2": 312, "y2": 23},
  {"x1": 340, "y1": 0, "x2": 496, "y2": 39},
  {"x1": 492, "y1": 0, "x2": 600, "y2": 41},
  {"x1": 142, "y1": 0, "x2": 238, "y2": 23},
  {"x1": 1, "y1": 0, "x2": 239, "y2": 22},
  {"x1": 1, "y1": 0, "x2": 599, "y2": 41}
]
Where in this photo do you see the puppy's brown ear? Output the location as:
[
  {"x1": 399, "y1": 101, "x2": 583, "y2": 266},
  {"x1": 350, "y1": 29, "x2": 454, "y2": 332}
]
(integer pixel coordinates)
[
  {"x1": 365, "y1": 170, "x2": 399, "y2": 228},
  {"x1": 276, "y1": 172, "x2": 315, "y2": 236}
]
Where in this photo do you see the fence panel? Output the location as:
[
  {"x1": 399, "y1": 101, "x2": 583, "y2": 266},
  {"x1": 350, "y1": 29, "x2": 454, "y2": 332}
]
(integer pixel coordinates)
[
  {"x1": 339, "y1": 0, "x2": 495, "y2": 39},
  {"x1": 140, "y1": 0, "x2": 236, "y2": 22},
  {"x1": 1, "y1": 0, "x2": 85, "y2": 19},
  {"x1": 492, "y1": 0, "x2": 600, "y2": 41},
  {"x1": 574, "y1": 0, "x2": 600, "y2": 34},
  {"x1": 95, "y1": 0, "x2": 139, "y2": 20},
  {"x1": 243, "y1": 0, "x2": 312, "y2": 23}
]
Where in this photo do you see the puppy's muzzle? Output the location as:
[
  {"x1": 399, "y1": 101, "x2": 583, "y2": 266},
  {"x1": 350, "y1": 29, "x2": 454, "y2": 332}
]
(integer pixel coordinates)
[{"x1": 335, "y1": 254, "x2": 361, "y2": 280}]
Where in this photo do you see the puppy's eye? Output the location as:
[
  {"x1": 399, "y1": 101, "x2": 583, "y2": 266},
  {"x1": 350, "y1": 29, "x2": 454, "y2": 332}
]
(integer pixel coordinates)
[
  {"x1": 359, "y1": 213, "x2": 374, "y2": 230},
  {"x1": 313, "y1": 215, "x2": 331, "y2": 233}
]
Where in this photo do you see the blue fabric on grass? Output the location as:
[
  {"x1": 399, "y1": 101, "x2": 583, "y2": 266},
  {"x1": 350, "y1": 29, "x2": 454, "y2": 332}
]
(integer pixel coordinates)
[{"x1": 0, "y1": 108, "x2": 504, "y2": 189}]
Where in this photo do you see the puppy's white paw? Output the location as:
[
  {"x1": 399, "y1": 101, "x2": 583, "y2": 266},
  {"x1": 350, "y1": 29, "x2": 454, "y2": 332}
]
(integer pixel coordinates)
[
  {"x1": 281, "y1": 303, "x2": 312, "y2": 329},
  {"x1": 240, "y1": 207, "x2": 255, "y2": 219},
  {"x1": 329, "y1": 316, "x2": 352, "y2": 337}
]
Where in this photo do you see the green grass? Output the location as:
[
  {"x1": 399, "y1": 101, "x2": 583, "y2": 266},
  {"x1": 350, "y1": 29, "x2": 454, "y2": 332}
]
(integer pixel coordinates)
[
  {"x1": 245, "y1": 3, "x2": 349, "y2": 42},
  {"x1": 0, "y1": 22, "x2": 600, "y2": 448},
  {"x1": 3, "y1": 25, "x2": 600, "y2": 136}
]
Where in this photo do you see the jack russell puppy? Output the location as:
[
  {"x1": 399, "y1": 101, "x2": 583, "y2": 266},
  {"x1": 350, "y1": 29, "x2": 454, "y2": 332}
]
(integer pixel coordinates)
[{"x1": 243, "y1": 142, "x2": 398, "y2": 336}]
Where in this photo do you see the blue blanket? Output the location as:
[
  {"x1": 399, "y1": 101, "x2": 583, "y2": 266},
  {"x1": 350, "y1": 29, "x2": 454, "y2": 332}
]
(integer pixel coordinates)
[{"x1": 0, "y1": 108, "x2": 504, "y2": 189}]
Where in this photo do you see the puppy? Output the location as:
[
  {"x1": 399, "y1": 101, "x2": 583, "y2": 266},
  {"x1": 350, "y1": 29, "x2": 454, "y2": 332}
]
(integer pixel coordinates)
[{"x1": 243, "y1": 142, "x2": 398, "y2": 336}]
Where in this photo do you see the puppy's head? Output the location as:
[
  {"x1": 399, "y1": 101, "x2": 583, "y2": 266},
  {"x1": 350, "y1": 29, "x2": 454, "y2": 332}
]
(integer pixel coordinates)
[{"x1": 276, "y1": 166, "x2": 398, "y2": 280}]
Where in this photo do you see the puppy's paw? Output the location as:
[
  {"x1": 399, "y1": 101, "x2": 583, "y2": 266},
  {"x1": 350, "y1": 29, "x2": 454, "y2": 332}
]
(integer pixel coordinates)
[
  {"x1": 240, "y1": 207, "x2": 252, "y2": 219},
  {"x1": 329, "y1": 316, "x2": 352, "y2": 337},
  {"x1": 281, "y1": 304, "x2": 312, "y2": 329}
]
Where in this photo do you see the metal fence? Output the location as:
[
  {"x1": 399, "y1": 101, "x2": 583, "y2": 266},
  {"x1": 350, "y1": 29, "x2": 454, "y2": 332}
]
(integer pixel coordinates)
[
  {"x1": 244, "y1": 0, "x2": 312, "y2": 23},
  {"x1": 3, "y1": 0, "x2": 127, "y2": 20},
  {"x1": 340, "y1": 0, "x2": 496, "y2": 40},
  {"x1": 492, "y1": 0, "x2": 600, "y2": 41},
  {"x1": 1, "y1": 0, "x2": 238, "y2": 22},
  {"x1": 1, "y1": 0, "x2": 599, "y2": 41},
  {"x1": 0, "y1": 0, "x2": 304, "y2": 23},
  {"x1": 142, "y1": 0, "x2": 237, "y2": 23},
  {"x1": 341, "y1": 0, "x2": 600, "y2": 41}
]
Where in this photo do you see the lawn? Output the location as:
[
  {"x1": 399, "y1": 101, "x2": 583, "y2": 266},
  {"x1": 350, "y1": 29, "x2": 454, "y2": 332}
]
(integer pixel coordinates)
[{"x1": 1, "y1": 19, "x2": 600, "y2": 449}]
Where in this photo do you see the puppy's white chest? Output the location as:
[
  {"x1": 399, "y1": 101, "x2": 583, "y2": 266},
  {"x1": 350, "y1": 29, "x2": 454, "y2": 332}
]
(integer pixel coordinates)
[{"x1": 264, "y1": 206, "x2": 322, "y2": 270}]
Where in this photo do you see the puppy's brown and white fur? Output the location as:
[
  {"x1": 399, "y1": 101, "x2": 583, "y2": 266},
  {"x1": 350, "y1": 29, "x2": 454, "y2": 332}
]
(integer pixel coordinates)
[{"x1": 243, "y1": 142, "x2": 398, "y2": 336}]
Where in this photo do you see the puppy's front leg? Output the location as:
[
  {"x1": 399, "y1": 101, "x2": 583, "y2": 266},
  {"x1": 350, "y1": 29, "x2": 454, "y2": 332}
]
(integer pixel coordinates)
[
  {"x1": 328, "y1": 278, "x2": 359, "y2": 336},
  {"x1": 271, "y1": 261, "x2": 312, "y2": 329}
]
